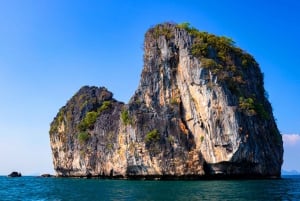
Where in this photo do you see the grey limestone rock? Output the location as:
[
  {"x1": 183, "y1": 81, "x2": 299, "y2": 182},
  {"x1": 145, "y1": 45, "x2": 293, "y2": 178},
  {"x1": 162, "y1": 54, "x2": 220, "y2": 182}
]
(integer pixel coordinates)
[{"x1": 49, "y1": 23, "x2": 283, "y2": 179}]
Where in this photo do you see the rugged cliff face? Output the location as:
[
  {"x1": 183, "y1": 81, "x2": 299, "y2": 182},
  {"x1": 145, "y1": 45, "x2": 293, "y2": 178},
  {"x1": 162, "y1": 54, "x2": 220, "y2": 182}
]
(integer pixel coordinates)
[{"x1": 49, "y1": 23, "x2": 283, "y2": 178}]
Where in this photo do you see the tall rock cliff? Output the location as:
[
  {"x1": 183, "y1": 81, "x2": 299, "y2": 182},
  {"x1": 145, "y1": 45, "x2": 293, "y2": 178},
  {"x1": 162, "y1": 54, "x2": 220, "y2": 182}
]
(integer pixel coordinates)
[{"x1": 49, "y1": 23, "x2": 283, "y2": 178}]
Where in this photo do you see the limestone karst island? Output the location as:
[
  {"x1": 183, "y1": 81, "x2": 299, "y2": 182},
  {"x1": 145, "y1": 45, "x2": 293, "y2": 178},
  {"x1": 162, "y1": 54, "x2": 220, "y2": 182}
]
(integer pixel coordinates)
[{"x1": 49, "y1": 23, "x2": 283, "y2": 179}]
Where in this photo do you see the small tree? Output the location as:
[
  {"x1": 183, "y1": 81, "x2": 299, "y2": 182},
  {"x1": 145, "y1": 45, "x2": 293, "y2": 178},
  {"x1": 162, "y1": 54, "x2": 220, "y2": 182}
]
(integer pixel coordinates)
[
  {"x1": 145, "y1": 129, "x2": 160, "y2": 143},
  {"x1": 97, "y1": 101, "x2": 111, "y2": 113},
  {"x1": 78, "y1": 111, "x2": 98, "y2": 131},
  {"x1": 121, "y1": 108, "x2": 132, "y2": 125}
]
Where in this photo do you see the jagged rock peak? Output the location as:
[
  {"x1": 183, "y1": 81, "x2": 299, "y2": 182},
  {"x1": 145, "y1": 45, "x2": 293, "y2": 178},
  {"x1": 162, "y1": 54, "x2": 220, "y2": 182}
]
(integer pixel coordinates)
[{"x1": 49, "y1": 22, "x2": 283, "y2": 179}]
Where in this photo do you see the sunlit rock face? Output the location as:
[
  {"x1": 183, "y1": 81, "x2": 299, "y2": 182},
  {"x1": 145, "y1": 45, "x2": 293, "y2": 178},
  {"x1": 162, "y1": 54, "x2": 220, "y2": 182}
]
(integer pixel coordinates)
[{"x1": 50, "y1": 23, "x2": 283, "y2": 179}]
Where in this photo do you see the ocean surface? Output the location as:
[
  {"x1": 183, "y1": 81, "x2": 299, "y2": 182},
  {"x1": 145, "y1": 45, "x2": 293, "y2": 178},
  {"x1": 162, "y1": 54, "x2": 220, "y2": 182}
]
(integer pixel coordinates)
[{"x1": 0, "y1": 176, "x2": 299, "y2": 201}]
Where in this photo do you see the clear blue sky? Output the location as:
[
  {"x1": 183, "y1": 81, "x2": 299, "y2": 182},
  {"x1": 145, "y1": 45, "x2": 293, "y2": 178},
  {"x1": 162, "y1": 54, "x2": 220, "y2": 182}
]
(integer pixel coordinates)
[{"x1": 0, "y1": 0, "x2": 299, "y2": 175}]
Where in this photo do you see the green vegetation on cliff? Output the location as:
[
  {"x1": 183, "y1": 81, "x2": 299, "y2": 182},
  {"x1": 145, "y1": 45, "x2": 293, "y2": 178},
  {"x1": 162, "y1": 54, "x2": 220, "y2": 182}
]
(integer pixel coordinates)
[
  {"x1": 176, "y1": 22, "x2": 268, "y2": 119},
  {"x1": 239, "y1": 96, "x2": 270, "y2": 119},
  {"x1": 121, "y1": 108, "x2": 133, "y2": 125},
  {"x1": 78, "y1": 100, "x2": 112, "y2": 132},
  {"x1": 145, "y1": 129, "x2": 161, "y2": 156},
  {"x1": 78, "y1": 111, "x2": 98, "y2": 131},
  {"x1": 145, "y1": 129, "x2": 160, "y2": 143},
  {"x1": 152, "y1": 25, "x2": 173, "y2": 40},
  {"x1": 97, "y1": 101, "x2": 112, "y2": 113},
  {"x1": 146, "y1": 22, "x2": 270, "y2": 121},
  {"x1": 176, "y1": 22, "x2": 253, "y2": 88},
  {"x1": 78, "y1": 132, "x2": 89, "y2": 144},
  {"x1": 49, "y1": 108, "x2": 65, "y2": 134},
  {"x1": 239, "y1": 97, "x2": 257, "y2": 116}
]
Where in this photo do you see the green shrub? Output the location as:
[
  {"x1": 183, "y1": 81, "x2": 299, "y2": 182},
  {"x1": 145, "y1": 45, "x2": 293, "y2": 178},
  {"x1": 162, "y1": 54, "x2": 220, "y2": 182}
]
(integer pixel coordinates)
[
  {"x1": 57, "y1": 112, "x2": 64, "y2": 123},
  {"x1": 239, "y1": 97, "x2": 256, "y2": 116},
  {"x1": 219, "y1": 36, "x2": 235, "y2": 47},
  {"x1": 78, "y1": 101, "x2": 112, "y2": 131},
  {"x1": 78, "y1": 111, "x2": 98, "y2": 131},
  {"x1": 200, "y1": 136, "x2": 204, "y2": 142},
  {"x1": 145, "y1": 129, "x2": 160, "y2": 143},
  {"x1": 177, "y1": 22, "x2": 201, "y2": 36},
  {"x1": 176, "y1": 22, "x2": 190, "y2": 30},
  {"x1": 152, "y1": 25, "x2": 173, "y2": 40},
  {"x1": 121, "y1": 108, "x2": 132, "y2": 125},
  {"x1": 238, "y1": 97, "x2": 270, "y2": 119},
  {"x1": 191, "y1": 43, "x2": 208, "y2": 58},
  {"x1": 145, "y1": 129, "x2": 161, "y2": 155},
  {"x1": 85, "y1": 111, "x2": 97, "y2": 124},
  {"x1": 77, "y1": 122, "x2": 87, "y2": 132},
  {"x1": 97, "y1": 101, "x2": 111, "y2": 113},
  {"x1": 49, "y1": 109, "x2": 64, "y2": 134},
  {"x1": 200, "y1": 58, "x2": 217, "y2": 69},
  {"x1": 78, "y1": 132, "x2": 89, "y2": 144}
]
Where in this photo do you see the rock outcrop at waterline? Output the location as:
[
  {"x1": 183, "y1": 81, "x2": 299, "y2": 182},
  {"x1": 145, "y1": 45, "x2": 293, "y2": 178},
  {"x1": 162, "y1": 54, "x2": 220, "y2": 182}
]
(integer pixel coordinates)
[
  {"x1": 8, "y1": 172, "x2": 22, "y2": 177},
  {"x1": 49, "y1": 23, "x2": 283, "y2": 179}
]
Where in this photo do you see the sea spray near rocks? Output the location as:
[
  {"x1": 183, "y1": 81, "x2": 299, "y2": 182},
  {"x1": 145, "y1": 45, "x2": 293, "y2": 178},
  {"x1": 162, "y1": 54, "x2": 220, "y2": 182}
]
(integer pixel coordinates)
[{"x1": 49, "y1": 23, "x2": 283, "y2": 178}]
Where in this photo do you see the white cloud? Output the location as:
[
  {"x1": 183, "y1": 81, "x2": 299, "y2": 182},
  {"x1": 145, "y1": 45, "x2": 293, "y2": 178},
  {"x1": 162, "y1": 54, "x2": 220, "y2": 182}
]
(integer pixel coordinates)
[{"x1": 282, "y1": 134, "x2": 300, "y2": 146}]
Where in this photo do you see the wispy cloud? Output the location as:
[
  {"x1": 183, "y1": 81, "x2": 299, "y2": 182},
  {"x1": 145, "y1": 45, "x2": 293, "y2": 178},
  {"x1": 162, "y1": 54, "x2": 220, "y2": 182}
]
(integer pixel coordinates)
[{"x1": 282, "y1": 134, "x2": 300, "y2": 146}]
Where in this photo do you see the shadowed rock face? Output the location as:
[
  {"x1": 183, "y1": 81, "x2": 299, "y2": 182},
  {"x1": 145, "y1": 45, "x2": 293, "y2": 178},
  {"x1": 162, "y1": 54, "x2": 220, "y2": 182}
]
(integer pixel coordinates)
[{"x1": 49, "y1": 23, "x2": 283, "y2": 179}]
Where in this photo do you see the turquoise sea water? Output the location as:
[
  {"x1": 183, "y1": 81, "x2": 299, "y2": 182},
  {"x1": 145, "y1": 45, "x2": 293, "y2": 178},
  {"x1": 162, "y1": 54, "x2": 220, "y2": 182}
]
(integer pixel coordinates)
[{"x1": 0, "y1": 176, "x2": 299, "y2": 200}]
